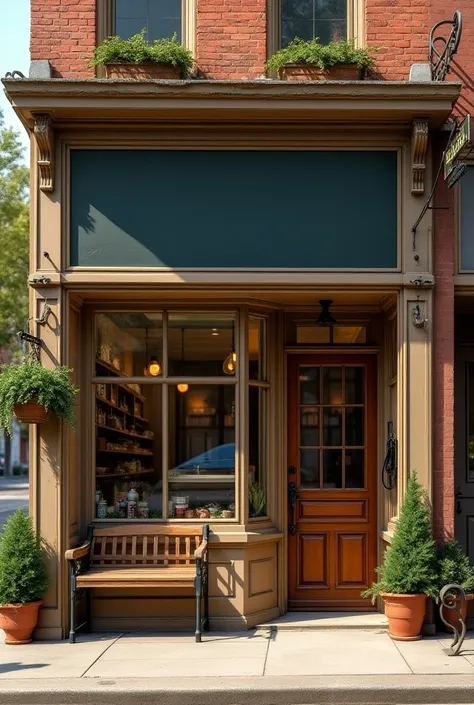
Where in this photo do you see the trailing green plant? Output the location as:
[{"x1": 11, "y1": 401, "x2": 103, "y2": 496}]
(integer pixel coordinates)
[
  {"x1": 91, "y1": 30, "x2": 194, "y2": 76},
  {"x1": 0, "y1": 509, "x2": 48, "y2": 605},
  {"x1": 266, "y1": 38, "x2": 375, "y2": 74},
  {"x1": 249, "y1": 482, "x2": 266, "y2": 518},
  {"x1": 0, "y1": 361, "x2": 78, "y2": 436},
  {"x1": 437, "y1": 539, "x2": 474, "y2": 593},
  {"x1": 362, "y1": 473, "x2": 438, "y2": 602}
]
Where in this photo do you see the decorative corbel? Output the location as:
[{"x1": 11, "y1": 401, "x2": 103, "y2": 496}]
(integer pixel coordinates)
[
  {"x1": 34, "y1": 114, "x2": 54, "y2": 192},
  {"x1": 411, "y1": 119, "x2": 429, "y2": 195}
]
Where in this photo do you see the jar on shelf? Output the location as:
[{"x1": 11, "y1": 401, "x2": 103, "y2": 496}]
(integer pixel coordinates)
[
  {"x1": 138, "y1": 501, "x2": 149, "y2": 519},
  {"x1": 97, "y1": 500, "x2": 108, "y2": 519}
]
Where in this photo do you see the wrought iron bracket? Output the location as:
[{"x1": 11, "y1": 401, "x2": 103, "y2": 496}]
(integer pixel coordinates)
[
  {"x1": 429, "y1": 11, "x2": 463, "y2": 81},
  {"x1": 4, "y1": 70, "x2": 26, "y2": 79},
  {"x1": 18, "y1": 331, "x2": 42, "y2": 362},
  {"x1": 439, "y1": 583, "x2": 467, "y2": 656}
]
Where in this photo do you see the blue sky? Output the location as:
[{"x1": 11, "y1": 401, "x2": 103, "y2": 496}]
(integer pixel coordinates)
[{"x1": 1, "y1": 1, "x2": 31, "y2": 153}]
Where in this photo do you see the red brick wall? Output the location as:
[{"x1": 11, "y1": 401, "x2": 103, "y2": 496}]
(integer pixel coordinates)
[
  {"x1": 432, "y1": 135, "x2": 455, "y2": 542},
  {"x1": 31, "y1": 0, "x2": 95, "y2": 78}
]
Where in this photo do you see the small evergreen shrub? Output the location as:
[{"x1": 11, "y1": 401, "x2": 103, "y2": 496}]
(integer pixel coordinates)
[
  {"x1": 438, "y1": 539, "x2": 474, "y2": 593},
  {"x1": 0, "y1": 509, "x2": 48, "y2": 605},
  {"x1": 249, "y1": 482, "x2": 266, "y2": 518},
  {"x1": 363, "y1": 473, "x2": 438, "y2": 601},
  {"x1": 0, "y1": 361, "x2": 78, "y2": 436},
  {"x1": 91, "y1": 30, "x2": 194, "y2": 76},
  {"x1": 267, "y1": 38, "x2": 375, "y2": 74}
]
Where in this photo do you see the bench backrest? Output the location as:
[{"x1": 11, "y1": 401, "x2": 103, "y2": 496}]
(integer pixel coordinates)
[{"x1": 90, "y1": 525, "x2": 204, "y2": 567}]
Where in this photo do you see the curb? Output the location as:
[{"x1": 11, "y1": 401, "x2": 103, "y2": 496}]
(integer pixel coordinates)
[{"x1": 1, "y1": 675, "x2": 474, "y2": 705}]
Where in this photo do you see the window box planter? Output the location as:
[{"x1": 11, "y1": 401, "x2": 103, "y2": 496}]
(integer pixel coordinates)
[
  {"x1": 281, "y1": 63, "x2": 363, "y2": 81},
  {"x1": 105, "y1": 63, "x2": 182, "y2": 80}
]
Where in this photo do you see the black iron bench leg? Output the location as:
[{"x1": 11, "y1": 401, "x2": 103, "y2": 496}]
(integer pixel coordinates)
[
  {"x1": 203, "y1": 561, "x2": 209, "y2": 631},
  {"x1": 195, "y1": 559, "x2": 202, "y2": 643},
  {"x1": 69, "y1": 563, "x2": 76, "y2": 644}
]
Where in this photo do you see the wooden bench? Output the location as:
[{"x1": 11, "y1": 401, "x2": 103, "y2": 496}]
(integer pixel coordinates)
[{"x1": 65, "y1": 525, "x2": 209, "y2": 643}]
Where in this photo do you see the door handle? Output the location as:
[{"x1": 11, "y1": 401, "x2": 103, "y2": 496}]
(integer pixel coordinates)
[
  {"x1": 288, "y1": 481, "x2": 298, "y2": 535},
  {"x1": 456, "y1": 488, "x2": 474, "y2": 514}
]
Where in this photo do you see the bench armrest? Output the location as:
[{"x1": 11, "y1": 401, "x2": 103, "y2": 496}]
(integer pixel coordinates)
[
  {"x1": 65, "y1": 540, "x2": 91, "y2": 561},
  {"x1": 194, "y1": 538, "x2": 208, "y2": 560}
]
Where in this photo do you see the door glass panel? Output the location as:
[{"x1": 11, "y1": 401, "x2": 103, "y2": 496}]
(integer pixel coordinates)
[
  {"x1": 300, "y1": 449, "x2": 320, "y2": 487},
  {"x1": 468, "y1": 362, "x2": 474, "y2": 482},
  {"x1": 300, "y1": 367, "x2": 320, "y2": 404},
  {"x1": 322, "y1": 367, "x2": 343, "y2": 405},
  {"x1": 345, "y1": 407, "x2": 364, "y2": 446},
  {"x1": 345, "y1": 367, "x2": 364, "y2": 404},
  {"x1": 323, "y1": 449, "x2": 342, "y2": 488},
  {"x1": 323, "y1": 407, "x2": 342, "y2": 446},
  {"x1": 345, "y1": 449, "x2": 365, "y2": 488},
  {"x1": 300, "y1": 407, "x2": 320, "y2": 446}
]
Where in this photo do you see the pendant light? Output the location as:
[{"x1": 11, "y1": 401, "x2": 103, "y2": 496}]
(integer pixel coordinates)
[
  {"x1": 177, "y1": 327, "x2": 188, "y2": 393},
  {"x1": 223, "y1": 320, "x2": 237, "y2": 375},
  {"x1": 144, "y1": 327, "x2": 162, "y2": 377}
]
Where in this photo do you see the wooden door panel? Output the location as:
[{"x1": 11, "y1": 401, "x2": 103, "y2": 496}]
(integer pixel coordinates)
[{"x1": 288, "y1": 354, "x2": 377, "y2": 610}]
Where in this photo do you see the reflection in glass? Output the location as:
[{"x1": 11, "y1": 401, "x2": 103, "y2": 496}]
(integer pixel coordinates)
[
  {"x1": 166, "y1": 385, "x2": 235, "y2": 518},
  {"x1": 345, "y1": 366, "x2": 364, "y2": 404},
  {"x1": 300, "y1": 367, "x2": 320, "y2": 404},
  {"x1": 168, "y1": 314, "x2": 236, "y2": 377},
  {"x1": 345, "y1": 449, "x2": 365, "y2": 488},
  {"x1": 468, "y1": 363, "x2": 474, "y2": 481},
  {"x1": 95, "y1": 383, "x2": 162, "y2": 520},
  {"x1": 300, "y1": 448, "x2": 320, "y2": 487},
  {"x1": 249, "y1": 386, "x2": 267, "y2": 516},
  {"x1": 95, "y1": 313, "x2": 163, "y2": 378},
  {"x1": 322, "y1": 367, "x2": 343, "y2": 405},
  {"x1": 345, "y1": 407, "x2": 364, "y2": 446},
  {"x1": 249, "y1": 317, "x2": 266, "y2": 381},
  {"x1": 323, "y1": 407, "x2": 342, "y2": 446},
  {"x1": 281, "y1": 0, "x2": 347, "y2": 47},
  {"x1": 116, "y1": 0, "x2": 182, "y2": 42},
  {"x1": 323, "y1": 449, "x2": 342, "y2": 488},
  {"x1": 300, "y1": 407, "x2": 319, "y2": 446}
]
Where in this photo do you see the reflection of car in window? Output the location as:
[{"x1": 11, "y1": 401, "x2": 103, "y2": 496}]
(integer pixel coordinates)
[{"x1": 171, "y1": 444, "x2": 235, "y2": 474}]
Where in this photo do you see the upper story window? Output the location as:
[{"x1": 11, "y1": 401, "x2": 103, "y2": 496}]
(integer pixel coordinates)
[
  {"x1": 115, "y1": 0, "x2": 182, "y2": 42},
  {"x1": 281, "y1": 0, "x2": 347, "y2": 47}
]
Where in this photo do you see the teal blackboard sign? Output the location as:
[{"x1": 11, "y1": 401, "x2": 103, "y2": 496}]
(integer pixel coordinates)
[{"x1": 70, "y1": 150, "x2": 398, "y2": 269}]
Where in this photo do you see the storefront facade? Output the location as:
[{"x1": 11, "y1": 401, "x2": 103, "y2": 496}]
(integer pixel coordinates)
[{"x1": 3, "y1": 75, "x2": 460, "y2": 638}]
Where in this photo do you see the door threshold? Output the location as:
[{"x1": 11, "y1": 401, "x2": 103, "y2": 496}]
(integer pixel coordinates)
[{"x1": 256, "y1": 611, "x2": 388, "y2": 631}]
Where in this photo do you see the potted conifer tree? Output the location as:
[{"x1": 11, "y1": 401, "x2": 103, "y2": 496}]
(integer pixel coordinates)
[
  {"x1": 362, "y1": 474, "x2": 438, "y2": 641},
  {"x1": 437, "y1": 539, "x2": 474, "y2": 630},
  {"x1": 0, "y1": 510, "x2": 48, "y2": 644}
]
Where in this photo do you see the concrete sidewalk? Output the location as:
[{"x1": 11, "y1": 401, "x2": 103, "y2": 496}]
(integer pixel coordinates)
[{"x1": 0, "y1": 629, "x2": 473, "y2": 704}]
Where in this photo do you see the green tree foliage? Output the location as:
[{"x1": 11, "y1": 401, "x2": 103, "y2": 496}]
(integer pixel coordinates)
[
  {"x1": 0, "y1": 110, "x2": 29, "y2": 349},
  {"x1": 438, "y1": 539, "x2": 474, "y2": 592},
  {"x1": 0, "y1": 509, "x2": 48, "y2": 605},
  {"x1": 363, "y1": 474, "x2": 438, "y2": 600}
]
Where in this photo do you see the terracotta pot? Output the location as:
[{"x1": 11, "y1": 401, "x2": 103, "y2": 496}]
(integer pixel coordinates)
[
  {"x1": 13, "y1": 401, "x2": 47, "y2": 425},
  {"x1": 442, "y1": 593, "x2": 474, "y2": 632},
  {"x1": 0, "y1": 601, "x2": 42, "y2": 645},
  {"x1": 281, "y1": 63, "x2": 362, "y2": 81},
  {"x1": 381, "y1": 592, "x2": 427, "y2": 641},
  {"x1": 105, "y1": 63, "x2": 182, "y2": 80}
]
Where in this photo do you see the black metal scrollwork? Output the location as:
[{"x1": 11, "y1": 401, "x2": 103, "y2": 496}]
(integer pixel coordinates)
[
  {"x1": 4, "y1": 70, "x2": 26, "y2": 79},
  {"x1": 288, "y1": 482, "x2": 298, "y2": 536},
  {"x1": 439, "y1": 583, "x2": 466, "y2": 656},
  {"x1": 429, "y1": 11, "x2": 463, "y2": 82}
]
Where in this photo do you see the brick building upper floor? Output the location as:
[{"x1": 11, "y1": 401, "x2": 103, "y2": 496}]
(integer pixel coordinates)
[{"x1": 29, "y1": 0, "x2": 474, "y2": 96}]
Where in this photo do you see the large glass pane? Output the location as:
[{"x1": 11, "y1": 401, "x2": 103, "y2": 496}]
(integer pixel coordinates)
[
  {"x1": 249, "y1": 316, "x2": 266, "y2": 381},
  {"x1": 322, "y1": 367, "x2": 343, "y2": 405},
  {"x1": 323, "y1": 449, "x2": 342, "y2": 488},
  {"x1": 300, "y1": 448, "x2": 320, "y2": 487},
  {"x1": 323, "y1": 407, "x2": 342, "y2": 446},
  {"x1": 345, "y1": 449, "x2": 365, "y2": 488},
  {"x1": 249, "y1": 386, "x2": 268, "y2": 517},
  {"x1": 468, "y1": 363, "x2": 474, "y2": 481},
  {"x1": 95, "y1": 313, "x2": 163, "y2": 378},
  {"x1": 168, "y1": 313, "x2": 236, "y2": 377},
  {"x1": 300, "y1": 407, "x2": 320, "y2": 446},
  {"x1": 313, "y1": 18, "x2": 346, "y2": 44},
  {"x1": 345, "y1": 407, "x2": 364, "y2": 446},
  {"x1": 95, "y1": 383, "x2": 162, "y2": 520},
  {"x1": 116, "y1": 0, "x2": 182, "y2": 42},
  {"x1": 345, "y1": 366, "x2": 364, "y2": 404},
  {"x1": 300, "y1": 367, "x2": 320, "y2": 404},
  {"x1": 168, "y1": 385, "x2": 236, "y2": 519},
  {"x1": 281, "y1": 0, "x2": 347, "y2": 46}
]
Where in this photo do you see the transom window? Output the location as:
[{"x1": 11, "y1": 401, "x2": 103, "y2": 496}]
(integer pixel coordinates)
[
  {"x1": 282, "y1": 0, "x2": 348, "y2": 47},
  {"x1": 115, "y1": 0, "x2": 182, "y2": 42}
]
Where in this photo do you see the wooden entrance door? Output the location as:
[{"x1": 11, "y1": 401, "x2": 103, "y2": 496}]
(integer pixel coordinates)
[{"x1": 288, "y1": 354, "x2": 377, "y2": 610}]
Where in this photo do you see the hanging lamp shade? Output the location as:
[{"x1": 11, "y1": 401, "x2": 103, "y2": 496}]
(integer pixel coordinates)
[{"x1": 223, "y1": 320, "x2": 237, "y2": 375}]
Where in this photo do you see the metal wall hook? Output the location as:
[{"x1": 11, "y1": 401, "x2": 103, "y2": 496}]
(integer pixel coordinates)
[
  {"x1": 34, "y1": 302, "x2": 53, "y2": 326},
  {"x1": 412, "y1": 303, "x2": 428, "y2": 328}
]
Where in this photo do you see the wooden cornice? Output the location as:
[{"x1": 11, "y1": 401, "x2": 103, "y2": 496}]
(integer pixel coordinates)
[{"x1": 2, "y1": 78, "x2": 461, "y2": 130}]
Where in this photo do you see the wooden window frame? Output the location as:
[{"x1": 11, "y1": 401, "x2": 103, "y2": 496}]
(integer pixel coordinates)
[
  {"x1": 267, "y1": 0, "x2": 365, "y2": 59},
  {"x1": 96, "y1": 0, "x2": 195, "y2": 76}
]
